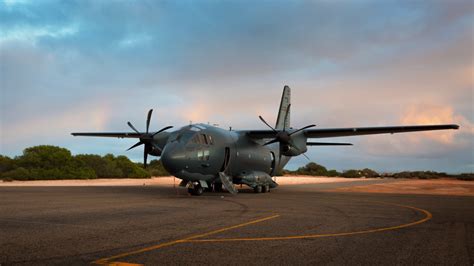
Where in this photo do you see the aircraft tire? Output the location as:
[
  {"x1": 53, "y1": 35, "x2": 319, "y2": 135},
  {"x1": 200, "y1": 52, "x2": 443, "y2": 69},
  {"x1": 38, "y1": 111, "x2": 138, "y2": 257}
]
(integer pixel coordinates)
[
  {"x1": 262, "y1": 184, "x2": 270, "y2": 193},
  {"x1": 189, "y1": 185, "x2": 204, "y2": 196},
  {"x1": 254, "y1": 185, "x2": 262, "y2": 193}
]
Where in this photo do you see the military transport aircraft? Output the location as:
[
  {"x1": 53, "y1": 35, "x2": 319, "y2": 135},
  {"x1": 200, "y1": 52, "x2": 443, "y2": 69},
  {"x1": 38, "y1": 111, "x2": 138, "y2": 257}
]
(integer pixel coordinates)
[{"x1": 72, "y1": 86, "x2": 459, "y2": 195}]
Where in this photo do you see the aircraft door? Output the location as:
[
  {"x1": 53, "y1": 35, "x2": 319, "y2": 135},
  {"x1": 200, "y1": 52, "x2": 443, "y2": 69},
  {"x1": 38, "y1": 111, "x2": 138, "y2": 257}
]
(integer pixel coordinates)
[
  {"x1": 269, "y1": 151, "x2": 275, "y2": 176},
  {"x1": 221, "y1": 147, "x2": 230, "y2": 172}
]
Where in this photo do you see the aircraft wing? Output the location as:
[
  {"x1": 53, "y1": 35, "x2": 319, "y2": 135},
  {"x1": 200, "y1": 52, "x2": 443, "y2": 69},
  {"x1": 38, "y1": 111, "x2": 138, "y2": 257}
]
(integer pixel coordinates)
[
  {"x1": 245, "y1": 124, "x2": 459, "y2": 139},
  {"x1": 71, "y1": 132, "x2": 142, "y2": 138}
]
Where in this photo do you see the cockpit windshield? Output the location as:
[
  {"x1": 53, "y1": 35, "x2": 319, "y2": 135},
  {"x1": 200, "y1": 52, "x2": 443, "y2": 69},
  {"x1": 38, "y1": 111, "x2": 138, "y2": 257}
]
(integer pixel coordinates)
[
  {"x1": 168, "y1": 129, "x2": 195, "y2": 144},
  {"x1": 167, "y1": 125, "x2": 213, "y2": 145}
]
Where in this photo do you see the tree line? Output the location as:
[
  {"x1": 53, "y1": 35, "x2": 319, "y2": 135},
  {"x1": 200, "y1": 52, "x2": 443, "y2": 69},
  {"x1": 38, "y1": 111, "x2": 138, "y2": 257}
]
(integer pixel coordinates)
[
  {"x1": 285, "y1": 162, "x2": 473, "y2": 180},
  {"x1": 0, "y1": 145, "x2": 169, "y2": 180},
  {"x1": 1, "y1": 145, "x2": 471, "y2": 181}
]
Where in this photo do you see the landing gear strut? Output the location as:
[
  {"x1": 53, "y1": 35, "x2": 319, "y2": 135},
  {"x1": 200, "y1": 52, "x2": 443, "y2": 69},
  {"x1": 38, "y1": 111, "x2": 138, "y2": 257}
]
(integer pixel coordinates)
[
  {"x1": 188, "y1": 184, "x2": 204, "y2": 196},
  {"x1": 213, "y1": 183, "x2": 223, "y2": 192}
]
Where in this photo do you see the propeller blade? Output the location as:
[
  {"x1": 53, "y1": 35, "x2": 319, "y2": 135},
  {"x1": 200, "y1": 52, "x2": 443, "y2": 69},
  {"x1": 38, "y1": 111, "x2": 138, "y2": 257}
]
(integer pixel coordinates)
[
  {"x1": 144, "y1": 148, "x2": 149, "y2": 168},
  {"x1": 263, "y1": 138, "x2": 279, "y2": 146},
  {"x1": 289, "y1": 124, "x2": 316, "y2": 136},
  {"x1": 127, "y1": 122, "x2": 140, "y2": 134},
  {"x1": 278, "y1": 152, "x2": 283, "y2": 170},
  {"x1": 283, "y1": 104, "x2": 291, "y2": 131},
  {"x1": 146, "y1": 109, "x2": 153, "y2": 134},
  {"x1": 259, "y1": 116, "x2": 277, "y2": 133},
  {"x1": 151, "y1": 126, "x2": 173, "y2": 137},
  {"x1": 127, "y1": 141, "x2": 143, "y2": 151},
  {"x1": 302, "y1": 153, "x2": 311, "y2": 161}
]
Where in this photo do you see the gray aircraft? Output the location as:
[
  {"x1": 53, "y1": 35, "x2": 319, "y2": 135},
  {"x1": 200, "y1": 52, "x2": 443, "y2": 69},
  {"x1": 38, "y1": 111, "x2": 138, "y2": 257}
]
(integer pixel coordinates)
[{"x1": 72, "y1": 86, "x2": 459, "y2": 195}]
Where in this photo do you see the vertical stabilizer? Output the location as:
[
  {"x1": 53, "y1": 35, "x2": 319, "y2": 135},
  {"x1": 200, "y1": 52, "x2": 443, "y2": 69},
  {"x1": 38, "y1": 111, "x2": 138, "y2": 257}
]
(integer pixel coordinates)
[{"x1": 275, "y1": 85, "x2": 291, "y2": 130}]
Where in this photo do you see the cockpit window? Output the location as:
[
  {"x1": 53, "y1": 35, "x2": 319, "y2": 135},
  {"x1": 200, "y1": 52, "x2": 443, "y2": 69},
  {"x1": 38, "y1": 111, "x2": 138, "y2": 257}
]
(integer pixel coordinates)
[
  {"x1": 168, "y1": 128, "x2": 196, "y2": 144},
  {"x1": 199, "y1": 134, "x2": 208, "y2": 145}
]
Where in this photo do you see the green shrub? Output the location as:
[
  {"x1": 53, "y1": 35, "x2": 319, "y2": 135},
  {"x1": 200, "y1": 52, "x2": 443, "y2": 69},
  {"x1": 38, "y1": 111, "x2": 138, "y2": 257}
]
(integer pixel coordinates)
[
  {"x1": 114, "y1": 155, "x2": 150, "y2": 178},
  {"x1": 360, "y1": 168, "x2": 379, "y2": 178},
  {"x1": 456, "y1": 173, "x2": 474, "y2": 181},
  {"x1": 342, "y1": 169, "x2": 362, "y2": 178},
  {"x1": 18, "y1": 145, "x2": 74, "y2": 170},
  {"x1": 295, "y1": 162, "x2": 328, "y2": 176},
  {"x1": 76, "y1": 154, "x2": 123, "y2": 178},
  {"x1": 147, "y1": 160, "x2": 169, "y2": 176},
  {"x1": 0, "y1": 155, "x2": 15, "y2": 174},
  {"x1": 326, "y1": 170, "x2": 341, "y2": 177},
  {"x1": 1, "y1": 167, "x2": 30, "y2": 180}
]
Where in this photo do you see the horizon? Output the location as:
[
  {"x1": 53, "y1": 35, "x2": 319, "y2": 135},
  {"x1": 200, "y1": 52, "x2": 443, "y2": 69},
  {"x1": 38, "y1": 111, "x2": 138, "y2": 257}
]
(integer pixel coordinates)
[{"x1": 1, "y1": 0, "x2": 473, "y2": 173}]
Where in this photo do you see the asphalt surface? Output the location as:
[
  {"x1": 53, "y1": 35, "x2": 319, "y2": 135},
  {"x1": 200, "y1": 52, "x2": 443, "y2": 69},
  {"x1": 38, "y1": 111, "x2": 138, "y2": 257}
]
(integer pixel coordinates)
[{"x1": 1, "y1": 180, "x2": 473, "y2": 265}]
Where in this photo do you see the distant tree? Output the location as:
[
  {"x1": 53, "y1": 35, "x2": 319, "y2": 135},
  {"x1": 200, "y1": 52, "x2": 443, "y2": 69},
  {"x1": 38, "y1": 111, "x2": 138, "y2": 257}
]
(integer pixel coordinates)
[
  {"x1": 1, "y1": 146, "x2": 96, "y2": 180},
  {"x1": 76, "y1": 154, "x2": 123, "y2": 178},
  {"x1": 296, "y1": 162, "x2": 328, "y2": 176},
  {"x1": 456, "y1": 173, "x2": 474, "y2": 181},
  {"x1": 326, "y1": 169, "x2": 341, "y2": 177},
  {"x1": 17, "y1": 145, "x2": 73, "y2": 170},
  {"x1": 0, "y1": 155, "x2": 15, "y2": 174},
  {"x1": 114, "y1": 155, "x2": 150, "y2": 178},
  {"x1": 360, "y1": 168, "x2": 379, "y2": 178},
  {"x1": 342, "y1": 169, "x2": 362, "y2": 178},
  {"x1": 1, "y1": 167, "x2": 30, "y2": 180},
  {"x1": 147, "y1": 160, "x2": 170, "y2": 176}
]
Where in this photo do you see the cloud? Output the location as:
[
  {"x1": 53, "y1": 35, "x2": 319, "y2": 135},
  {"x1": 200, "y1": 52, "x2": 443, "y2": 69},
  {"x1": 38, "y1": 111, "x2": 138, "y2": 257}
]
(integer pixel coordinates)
[
  {"x1": 400, "y1": 104, "x2": 473, "y2": 144},
  {"x1": 1, "y1": 0, "x2": 473, "y2": 172}
]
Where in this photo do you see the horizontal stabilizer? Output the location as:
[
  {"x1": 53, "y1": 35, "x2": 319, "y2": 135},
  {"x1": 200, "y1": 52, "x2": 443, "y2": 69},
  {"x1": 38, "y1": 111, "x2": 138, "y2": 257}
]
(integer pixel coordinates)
[{"x1": 307, "y1": 142, "x2": 353, "y2": 146}]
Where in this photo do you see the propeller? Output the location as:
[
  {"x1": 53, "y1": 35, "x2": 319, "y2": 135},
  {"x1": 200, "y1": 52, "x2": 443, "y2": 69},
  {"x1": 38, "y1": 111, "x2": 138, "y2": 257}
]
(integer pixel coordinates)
[
  {"x1": 258, "y1": 104, "x2": 315, "y2": 167},
  {"x1": 259, "y1": 104, "x2": 315, "y2": 149},
  {"x1": 126, "y1": 109, "x2": 173, "y2": 168}
]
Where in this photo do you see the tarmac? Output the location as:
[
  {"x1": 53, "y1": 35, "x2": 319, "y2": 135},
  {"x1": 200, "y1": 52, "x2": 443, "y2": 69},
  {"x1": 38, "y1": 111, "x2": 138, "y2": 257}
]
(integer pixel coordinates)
[{"x1": 0, "y1": 179, "x2": 473, "y2": 265}]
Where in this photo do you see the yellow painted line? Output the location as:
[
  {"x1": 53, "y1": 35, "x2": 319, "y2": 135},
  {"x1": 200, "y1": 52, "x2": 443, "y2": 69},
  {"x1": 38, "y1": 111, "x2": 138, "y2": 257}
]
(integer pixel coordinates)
[
  {"x1": 93, "y1": 201, "x2": 432, "y2": 265},
  {"x1": 187, "y1": 202, "x2": 432, "y2": 243},
  {"x1": 93, "y1": 214, "x2": 280, "y2": 265},
  {"x1": 107, "y1": 262, "x2": 143, "y2": 266}
]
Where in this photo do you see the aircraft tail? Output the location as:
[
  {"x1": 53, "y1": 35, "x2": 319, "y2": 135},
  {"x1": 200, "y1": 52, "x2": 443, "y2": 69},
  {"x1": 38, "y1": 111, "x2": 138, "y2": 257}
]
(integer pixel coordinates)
[{"x1": 275, "y1": 85, "x2": 291, "y2": 130}]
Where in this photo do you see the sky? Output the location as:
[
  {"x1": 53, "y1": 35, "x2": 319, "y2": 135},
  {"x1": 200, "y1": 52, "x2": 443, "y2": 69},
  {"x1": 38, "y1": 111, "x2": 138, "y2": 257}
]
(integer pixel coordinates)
[{"x1": 1, "y1": 0, "x2": 473, "y2": 173}]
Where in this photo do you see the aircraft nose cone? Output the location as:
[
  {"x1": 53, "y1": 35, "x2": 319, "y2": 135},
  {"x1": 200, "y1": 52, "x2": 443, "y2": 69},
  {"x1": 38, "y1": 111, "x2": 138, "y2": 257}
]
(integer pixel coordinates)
[{"x1": 161, "y1": 142, "x2": 186, "y2": 175}]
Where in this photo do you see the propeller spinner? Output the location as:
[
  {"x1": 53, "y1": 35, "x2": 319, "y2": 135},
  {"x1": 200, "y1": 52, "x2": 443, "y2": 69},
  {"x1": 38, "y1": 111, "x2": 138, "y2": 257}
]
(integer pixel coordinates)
[
  {"x1": 126, "y1": 109, "x2": 172, "y2": 168},
  {"x1": 258, "y1": 104, "x2": 315, "y2": 162}
]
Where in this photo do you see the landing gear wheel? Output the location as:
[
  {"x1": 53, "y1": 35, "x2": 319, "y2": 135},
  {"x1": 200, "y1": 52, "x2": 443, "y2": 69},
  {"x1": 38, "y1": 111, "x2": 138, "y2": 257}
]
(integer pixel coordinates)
[
  {"x1": 254, "y1": 185, "x2": 262, "y2": 193},
  {"x1": 262, "y1": 184, "x2": 270, "y2": 193},
  {"x1": 189, "y1": 185, "x2": 204, "y2": 196}
]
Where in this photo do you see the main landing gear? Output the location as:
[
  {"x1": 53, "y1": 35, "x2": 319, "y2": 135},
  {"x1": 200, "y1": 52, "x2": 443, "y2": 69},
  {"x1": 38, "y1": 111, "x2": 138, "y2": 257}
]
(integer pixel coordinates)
[
  {"x1": 188, "y1": 184, "x2": 204, "y2": 196},
  {"x1": 254, "y1": 184, "x2": 270, "y2": 193}
]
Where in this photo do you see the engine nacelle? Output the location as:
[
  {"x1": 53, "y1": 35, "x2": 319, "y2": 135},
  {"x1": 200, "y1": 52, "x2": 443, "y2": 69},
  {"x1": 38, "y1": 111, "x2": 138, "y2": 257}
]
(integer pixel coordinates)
[
  {"x1": 280, "y1": 131, "x2": 307, "y2": 156},
  {"x1": 148, "y1": 145, "x2": 162, "y2": 156}
]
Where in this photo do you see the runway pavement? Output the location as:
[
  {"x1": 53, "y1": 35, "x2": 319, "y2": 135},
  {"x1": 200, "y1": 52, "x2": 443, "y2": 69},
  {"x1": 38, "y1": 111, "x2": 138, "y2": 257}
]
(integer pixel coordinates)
[{"x1": 0, "y1": 180, "x2": 473, "y2": 265}]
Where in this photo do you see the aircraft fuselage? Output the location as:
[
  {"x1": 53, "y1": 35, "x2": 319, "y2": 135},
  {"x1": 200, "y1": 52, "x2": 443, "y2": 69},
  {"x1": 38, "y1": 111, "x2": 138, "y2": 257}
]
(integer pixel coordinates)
[{"x1": 160, "y1": 124, "x2": 287, "y2": 186}]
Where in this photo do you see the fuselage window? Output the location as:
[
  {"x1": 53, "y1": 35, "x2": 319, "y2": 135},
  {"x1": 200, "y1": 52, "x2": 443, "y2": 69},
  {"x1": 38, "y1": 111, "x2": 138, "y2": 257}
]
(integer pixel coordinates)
[
  {"x1": 197, "y1": 150, "x2": 210, "y2": 160},
  {"x1": 208, "y1": 135, "x2": 214, "y2": 145}
]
